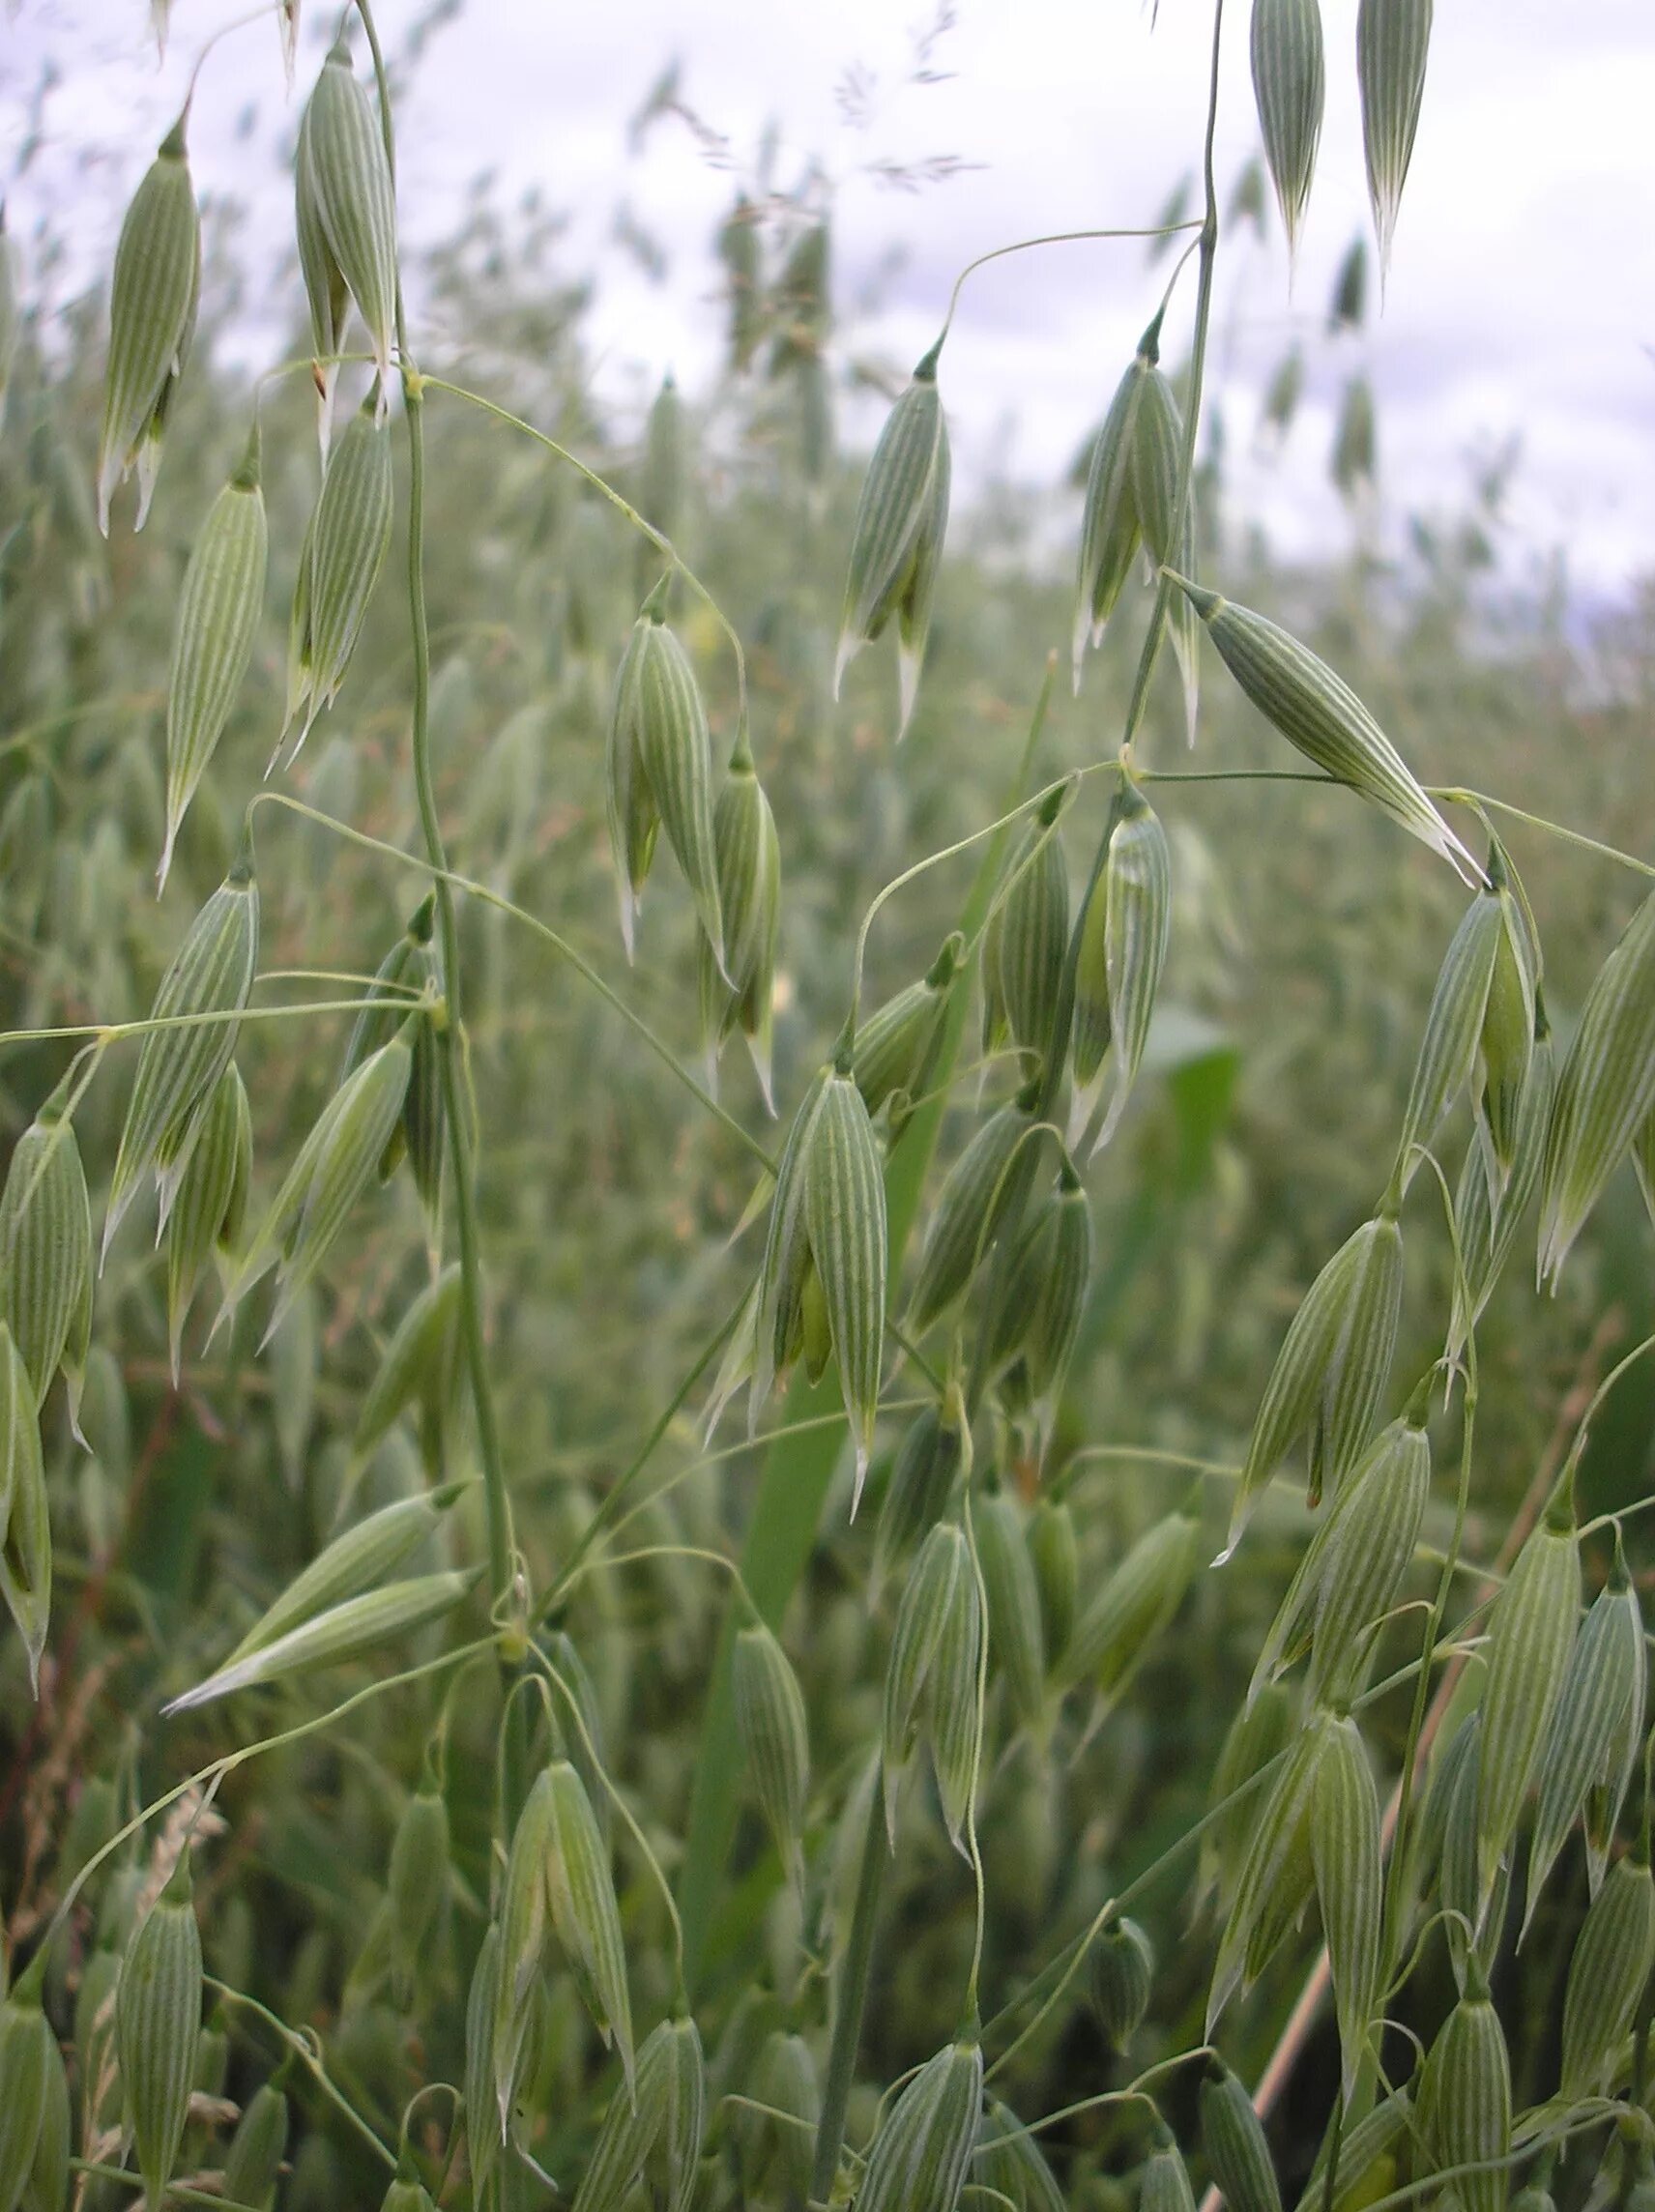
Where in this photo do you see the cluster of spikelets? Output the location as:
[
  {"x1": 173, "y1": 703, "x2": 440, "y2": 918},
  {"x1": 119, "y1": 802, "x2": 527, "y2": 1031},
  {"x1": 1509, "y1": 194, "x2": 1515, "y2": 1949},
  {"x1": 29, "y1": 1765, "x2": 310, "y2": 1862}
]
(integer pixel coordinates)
[{"x1": 9, "y1": 2, "x2": 1655, "y2": 2210}]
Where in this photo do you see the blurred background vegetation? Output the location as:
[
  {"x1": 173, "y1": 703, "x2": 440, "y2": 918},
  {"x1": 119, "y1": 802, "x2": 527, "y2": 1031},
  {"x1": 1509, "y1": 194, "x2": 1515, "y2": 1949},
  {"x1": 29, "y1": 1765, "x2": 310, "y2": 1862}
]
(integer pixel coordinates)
[{"x1": 2, "y1": 11, "x2": 1653, "y2": 2206}]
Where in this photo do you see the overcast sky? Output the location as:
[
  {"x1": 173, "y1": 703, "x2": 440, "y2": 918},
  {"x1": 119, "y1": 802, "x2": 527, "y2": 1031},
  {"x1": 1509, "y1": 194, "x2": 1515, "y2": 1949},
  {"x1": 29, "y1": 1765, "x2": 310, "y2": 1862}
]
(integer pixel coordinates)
[{"x1": 6, "y1": 1, "x2": 1653, "y2": 597}]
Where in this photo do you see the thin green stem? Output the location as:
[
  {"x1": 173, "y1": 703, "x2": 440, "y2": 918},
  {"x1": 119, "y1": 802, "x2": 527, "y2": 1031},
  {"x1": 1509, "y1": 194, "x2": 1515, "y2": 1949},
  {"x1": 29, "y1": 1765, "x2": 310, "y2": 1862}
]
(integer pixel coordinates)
[
  {"x1": 250, "y1": 792, "x2": 775, "y2": 1172},
  {"x1": 422, "y1": 376, "x2": 748, "y2": 733},
  {"x1": 207, "y1": 1975, "x2": 397, "y2": 2168},
  {"x1": 545, "y1": 1294, "x2": 747, "y2": 1607},
  {"x1": 930, "y1": 222, "x2": 1204, "y2": 356},
  {"x1": 1431, "y1": 789, "x2": 1655, "y2": 881},
  {"x1": 353, "y1": 0, "x2": 514, "y2": 1619}
]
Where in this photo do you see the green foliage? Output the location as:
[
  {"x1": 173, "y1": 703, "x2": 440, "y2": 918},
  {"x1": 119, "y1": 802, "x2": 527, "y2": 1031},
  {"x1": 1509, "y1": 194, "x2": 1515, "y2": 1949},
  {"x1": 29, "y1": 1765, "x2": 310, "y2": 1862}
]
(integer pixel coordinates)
[{"x1": 0, "y1": 10, "x2": 1653, "y2": 2212}]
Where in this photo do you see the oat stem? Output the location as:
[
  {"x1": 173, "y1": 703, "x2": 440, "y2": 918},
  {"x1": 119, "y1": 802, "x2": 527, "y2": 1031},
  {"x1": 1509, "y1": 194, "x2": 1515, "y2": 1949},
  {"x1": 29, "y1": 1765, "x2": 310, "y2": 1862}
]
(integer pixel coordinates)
[{"x1": 352, "y1": 0, "x2": 513, "y2": 1618}]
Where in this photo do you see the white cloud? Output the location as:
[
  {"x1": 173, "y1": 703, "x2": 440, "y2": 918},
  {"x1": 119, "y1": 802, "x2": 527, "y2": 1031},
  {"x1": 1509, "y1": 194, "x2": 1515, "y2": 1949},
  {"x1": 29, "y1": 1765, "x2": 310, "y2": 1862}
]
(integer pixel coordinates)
[{"x1": 4, "y1": 0, "x2": 1651, "y2": 592}]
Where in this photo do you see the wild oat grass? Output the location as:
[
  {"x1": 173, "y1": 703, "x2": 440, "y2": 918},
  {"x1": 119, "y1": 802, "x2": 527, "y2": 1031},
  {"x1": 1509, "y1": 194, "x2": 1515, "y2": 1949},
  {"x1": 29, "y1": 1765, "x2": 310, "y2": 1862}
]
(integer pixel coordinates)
[{"x1": 0, "y1": 5, "x2": 1653, "y2": 2210}]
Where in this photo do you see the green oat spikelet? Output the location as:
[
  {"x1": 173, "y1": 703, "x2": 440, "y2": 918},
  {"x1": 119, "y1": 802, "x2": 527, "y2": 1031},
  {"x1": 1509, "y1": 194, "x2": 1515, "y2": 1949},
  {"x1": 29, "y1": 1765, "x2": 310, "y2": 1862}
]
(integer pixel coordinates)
[
  {"x1": 1448, "y1": 1010, "x2": 1554, "y2": 1362},
  {"x1": 1524, "y1": 1534, "x2": 1644, "y2": 1930},
  {"x1": 874, "y1": 1395, "x2": 966, "y2": 1597},
  {"x1": 1227, "y1": 1208, "x2": 1403, "y2": 1554},
  {"x1": 974, "y1": 2098, "x2": 1067, "y2": 2212},
  {"x1": 1072, "y1": 775, "x2": 1172, "y2": 1151},
  {"x1": 1200, "y1": 2059, "x2": 1283, "y2": 2212},
  {"x1": 852, "y1": 933, "x2": 962, "y2": 1130},
  {"x1": 220, "y1": 2081, "x2": 288, "y2": 2212},
  {"x1": 974, "y1": 1487, "x2": 1047, "y2": 1733},
  {"x1": 1142, "y1": 2129, "x2": 1199, "y2": 2212},
  {"x1": 1166, "y1": 576, "x2": 1480, "y2": 885},
  {"x1": 1558, "y1": 1847, "x2": 1655, "y2": 2099},
  {"x1": 1474, "y1": 1500, "x2": 1580, "y2": 1908},
  {"x1": 835, "y1": 346, "x2": 950, "y2": 739},
  {"x1": 1413, "y1": 1968, "x2": 1510, "y2": 2212},
  {"x1": 1073, "y1": 329, "x2": 1155, "y2": 686},
  {"x1": 1091, "y1": 1918, "x2": 1154, "y2": 2052},
  {"x1": 698, "y1": 734, "x2": 780, "y2": 1108},
  {"x1": 116, "y1": 1852, "x2": 202, "y2": 2212},
  {"x1": 105, "y1": 834, "x2": 260, "y2": 1259},
  {"x1": 164, "y1": 1062, "x2": 249, "y2": 1382},
  {"x1": 496, "y1": 1761, "x2": 633, "y2": 2118},
  {"x1": 1538, "y1": 886, "x2": 1655, "y2": 1288},
  {"x1": 0, "y1": 1327, "x2": 51, "y2": 1693},
  {"x1": 1063, "y1": 1506, "x2": 1200, "y2": 1709},
  {"x1": 164, "y1": 1568, "x2": 477, "y2": 1711},
  {"x1": 802, "y1": 1063, "x2": 887, "y2": 1500},
  {"x1": 1028, "y1": 1495, "x2": 1078, "y2": 1668},
  {"x1": 572, "y1": 2015, "x2": 704, "y2": 2212},
  {"x1": 1357, "y1": 0, "x2": 1435, "y2": 283},
  {"x1": 884, "y1": 1520, "x2": 982, "y2": 1851},
  {"x1": 995, "y1": 791, "x2": 1069, "y2": 1080},
  {"x1": 351, "y1": 1266, "x2": 463, "y2": 1464},
  {"x1": 856, "y1": 2038, "x2": 982, "y2": 2212},
  {"x1": 1208, "y1": 1713, "x2": 1331, "y2": 2030},
  {"x1": 0, "y1": 1071, "x2": 93, "y2": 1413},
  {"x1": 282, "y1": 398, "x2": 394, "y2": 760},
  {"x1": 298, "y1": 35, "x2": 398, "y2": 401},
  {"x1": 98, "y1": 111, "x2": 200, "y2": 533},
  {"x1": 160, "y1": 426, "x2": 267, "y2": 888},
  {"x1": 733, "y1": 1622, "x2": 810, "y2": 1889},
  {"x1": 1311, "y1": 1712, "x2": 1382, "y2": 2103},
  {"x1": 218, "y1": 1485, "x2": 465, "y2": 1670},
  {"x1": 1250, "y1": 0, "x2": 1325, "y2": 268},
  {"x1": 907, "y1": 1094, "x2": 1038, "y2": 1334},
  {"x1": 1392, "y1": 884, "x2": 1503, "y2": 1195},
  {"x1": 0, "y1": 1956, "x2": 53, "y2": 2212},
  {"x1": 223, "y1": 1025, "x2": 413, "y2": 1344}
]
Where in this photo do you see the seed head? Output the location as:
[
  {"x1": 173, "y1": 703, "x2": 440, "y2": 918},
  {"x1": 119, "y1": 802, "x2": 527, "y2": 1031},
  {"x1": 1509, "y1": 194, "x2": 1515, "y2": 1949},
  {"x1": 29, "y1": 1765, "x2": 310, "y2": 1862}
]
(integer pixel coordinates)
[
  {"x1": 835, "y1": 349, "x2": 950, "y2": 740},
  {"x1": 1250, "y1": 0, "x2": 1325, "y2": 267},
  {"x1": 298, "y1": 37, "x2": 398, "y2": 400},
  {"x1": 1227, "y1": 1209, "x2": 1404, "y2": 1555},
  {"x1": 1474, "y1": 1511, "x2": 1579, "y2": 1909},
  {"x1": 1559, "y1": 1851, "x2": 1655, "y2": 2099},
  {"x1": 98, "y1": 114, "x2": 200, "y2": 533},
  {"x1": 873, "y1": 1395, "x2": 966, "y2": 1598},
  {"x1": 0, "y1": 1072, "x2": 93, "y2": 1413},
  {"x1": 733, "y1": 1622, "x2": 810, "y2": 1890},
  {"x1": 0, "y1": 1327, "x2": 50, "y2": 1693},
  {"x1": 907, "y1": 1095, "x2": 1038, "y2": 1334},
  {"x1": 1091, "y1": 1918, "x2": 1154, "y2": 2052},
  {"x1": 116, "y1": 1853, "x2": 202, "y2": 2212},
  {"x1": 1524, "y1": 1536, "x2": 1644, "y2": 1931},
  {"x1": 164, "y1": 1062, "x2": 250, "y2": 1382},
  {"x1": 698, "y1": 743, "x2": 780, "y2": 1109},
  {"x1": 856, "y1": 2038, "x2": 982, "y2": 2212},
  {"x1": 1357, "y1": 0, "x2": 1435, "y2": 281},
  {"x1": 1538, "y1": 886, "x2": 1655, "y2": 1287},
  {"x1": 1200, "y1": 2059, "x2": 1283, "y2": 2212},
  {"x1": 282, "y1": 398, "x2": 394, "y2": 760},
  {"x1": 973, "y1": 1488, "x2": 1047, "y2": 1733},
  {"x1": 160, "y1": 427, "x2": 267, "y2": 888},
  {"x1": 1311, "y1": 1714, "x2": 1382, "y2": 2104},
  {"x1": 1413, "y1": 1977, "x2": 1510, "y2": 2212},
  {"x1": 994, "y1": 795, "x2": 1069, "y2": 1082},
  {"x1": 1073, "y1": 777, "x2": 1172, "y2": 1152},
  {"x1": 220, "y1": 2080, "x2": 289, "y2": 2212},
  {"x1": 105, "y1": 838, "x2": 260, "y2": 1259},
  {"x1": 1166, "y1": 577, "x2": 1480, "y2": 886},
  {"x1": 165, "y1": 1564, "x2": 476, "y2": 1711}
]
